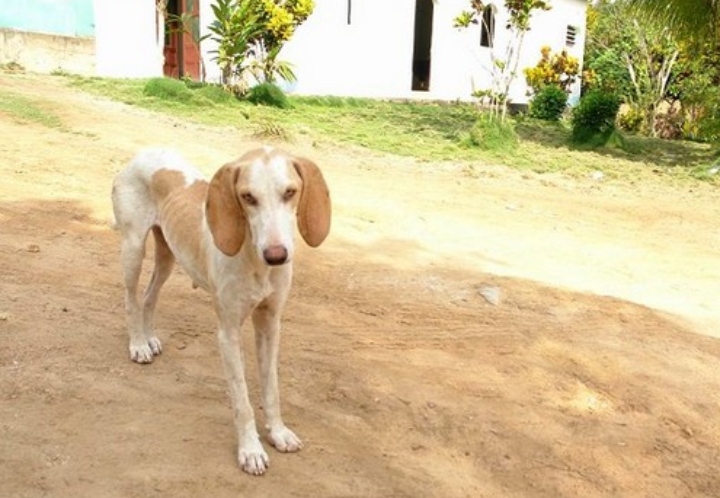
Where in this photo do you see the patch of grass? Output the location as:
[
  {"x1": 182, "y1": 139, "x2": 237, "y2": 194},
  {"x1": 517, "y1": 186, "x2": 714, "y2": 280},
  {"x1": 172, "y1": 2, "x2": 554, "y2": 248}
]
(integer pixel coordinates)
[
  {"x1": 143, "y1": 77, "x2": 194, "y2": 101},
  {"x1": 290, "y1": 96, "x2": 480, "y2": 158},
  {"x1": 461, "y1": 115, "x2": 519, "y2": 153},
  {"x1": 252, "y1": 120, "x2": 294, "y2": 142},
  {"x1": 194, "y1": 83, "x2": 235, "y2": 104},
  {"x1": 60, "y1": 74, "x2": 719, "y2": 185},
  {"x1": 0, "y1": 90, "x2": 64, "y2": 129},
  {"x1": 67, "y1": 75, "x2": 152, "y2": 106},
  {"x1": 50, "y1": 68, "x2": 73, "y2": 77},
  {"x1": 1, "y1": 61, "x2": 25, "y2": 73}
]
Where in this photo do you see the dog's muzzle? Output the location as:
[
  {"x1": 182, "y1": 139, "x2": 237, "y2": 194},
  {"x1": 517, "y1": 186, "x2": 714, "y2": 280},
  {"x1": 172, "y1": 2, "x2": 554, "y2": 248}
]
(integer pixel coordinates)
[{"x1": 263, "y1": 245, "x2": 288, "y2": 266}]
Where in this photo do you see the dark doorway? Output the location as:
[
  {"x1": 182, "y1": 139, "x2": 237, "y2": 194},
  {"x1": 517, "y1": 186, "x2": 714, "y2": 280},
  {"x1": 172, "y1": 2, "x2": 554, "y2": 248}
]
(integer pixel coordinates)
[
  {"x1": 162, "y1": 0, "x2": 181, "y2": 78},
  {"x1": 161, "y1": 0, "x2": 201, "y2": 80},
  {"x1": 411, "y1": 0, "x2": 434, "y2": 91}
]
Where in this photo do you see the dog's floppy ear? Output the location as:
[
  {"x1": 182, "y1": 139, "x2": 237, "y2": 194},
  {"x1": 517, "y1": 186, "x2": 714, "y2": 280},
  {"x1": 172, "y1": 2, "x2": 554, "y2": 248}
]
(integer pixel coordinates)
[
  {"x1": 293, "y1": 157, "x2": 331, "y2": 247},
  {"x1": 206, "y1": 163, "x2": 245, "y2": 256}
]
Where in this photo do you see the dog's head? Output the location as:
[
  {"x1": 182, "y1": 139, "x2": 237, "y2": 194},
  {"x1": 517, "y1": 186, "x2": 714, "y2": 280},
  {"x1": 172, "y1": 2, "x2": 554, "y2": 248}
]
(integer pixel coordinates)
[{"x1": 205, "y1": 147, "x2": 331, "y2": 265}]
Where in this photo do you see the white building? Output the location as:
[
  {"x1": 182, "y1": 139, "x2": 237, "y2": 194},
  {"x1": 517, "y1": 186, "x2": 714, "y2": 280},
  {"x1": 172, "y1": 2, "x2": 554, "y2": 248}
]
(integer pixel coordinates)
[
  {"x1": 277, "y1": 0, "x2": 588, "y2": 104},
  {"x1": 1, "y1": 0, "x2": 587, "y2": 105}
]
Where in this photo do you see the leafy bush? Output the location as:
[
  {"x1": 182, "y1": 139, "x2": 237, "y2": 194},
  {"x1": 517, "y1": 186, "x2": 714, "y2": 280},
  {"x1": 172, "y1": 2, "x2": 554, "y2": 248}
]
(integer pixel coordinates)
[
  {"x1": 246, "y1": 82, "x2": 290, "y2": 109},
  {"x1": 571, "y1": 90, "x2": 621, "y2": 144},
  {"x1": 463, "y1": 114, "x2": 518, "y2": 152},
  {"x1": 143, "y1": 78, "x2": 194, "y2": 101},
  {"x1": 524, "y1": 46, "x2": 580, "y2": 94},
  {"x1": 654, "y1": 107, "x2": 684, "y2": 140},
  {"x1": 206, "y1": 0, "x2": 313, "y2": 87},
  {"x1": 617, "y1": 105, "x2": 644, "y2": 133},
  {"x1": 206, "y1": 0, "x2": 264, "y2": 86},
  {"x1": 529, "y1": 85, "x2": 568, "y2": 121}
]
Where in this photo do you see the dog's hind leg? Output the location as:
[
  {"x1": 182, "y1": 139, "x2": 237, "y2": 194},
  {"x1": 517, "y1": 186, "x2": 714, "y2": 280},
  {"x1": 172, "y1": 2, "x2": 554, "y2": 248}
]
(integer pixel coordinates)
[
  {"x1": 140, "y1": 226, "x2": 175, "y2": 359},
  {"x1": 118, "y1": 224, "x2": 156, "y2": 363}
]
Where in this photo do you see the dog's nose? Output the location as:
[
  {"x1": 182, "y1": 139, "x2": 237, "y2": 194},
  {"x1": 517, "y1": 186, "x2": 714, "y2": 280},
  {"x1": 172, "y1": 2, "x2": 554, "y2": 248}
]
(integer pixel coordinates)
[{"x1": 263, "y1": 245, "x2": 288, "y2": 266}]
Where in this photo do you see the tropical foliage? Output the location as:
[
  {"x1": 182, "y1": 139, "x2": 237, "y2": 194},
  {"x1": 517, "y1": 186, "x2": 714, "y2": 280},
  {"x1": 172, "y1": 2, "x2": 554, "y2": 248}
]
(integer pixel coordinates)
[
  {"x1": 251, "y1": 0, "x2": 314, "y2": 82},
  {"x1": 205, "y1": 0, "x2": 314, "y2": 94},
  {"x1": 523, "y1": 46, "x2": 580, "y2": 94},
  {"x1": 585, "y1": 0, "x2": 681, "y2": 137},
  {"x1": 627, "y1": 0, "x2": 720, "y2": 45},
  {"x1": 584, "y1": 0, "x2": 720, "y2": 142},
  {"x1": 206, "y1": 0, "x2": 263, "y2": 90}
]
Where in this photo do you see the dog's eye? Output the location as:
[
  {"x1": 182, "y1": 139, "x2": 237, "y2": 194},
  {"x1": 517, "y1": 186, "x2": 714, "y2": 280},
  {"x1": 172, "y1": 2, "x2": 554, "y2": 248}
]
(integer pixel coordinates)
[
  {"x1": 241, "y1": 193, "x2": 258, "y2": 206},
  {"x1": 283, "y1": 188, "x2": 297, "y2": 201}
]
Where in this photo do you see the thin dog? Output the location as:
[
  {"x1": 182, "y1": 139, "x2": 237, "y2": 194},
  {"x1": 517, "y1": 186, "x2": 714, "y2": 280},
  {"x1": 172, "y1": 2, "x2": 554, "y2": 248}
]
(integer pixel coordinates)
[{"x1": 111, "y1": 147, "x2": 331, "y2": 475}]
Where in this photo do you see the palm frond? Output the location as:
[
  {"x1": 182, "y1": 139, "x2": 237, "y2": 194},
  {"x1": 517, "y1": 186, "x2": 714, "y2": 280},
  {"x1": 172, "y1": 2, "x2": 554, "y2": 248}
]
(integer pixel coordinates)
[{"x1": 627, "y1": 0, "x2": 720, "y2": 43}]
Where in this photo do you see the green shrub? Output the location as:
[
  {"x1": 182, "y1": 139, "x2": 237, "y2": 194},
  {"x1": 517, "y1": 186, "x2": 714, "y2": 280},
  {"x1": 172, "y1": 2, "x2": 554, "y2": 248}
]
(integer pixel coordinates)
[
  {"x1": 529, "y1": 85, "x2": 568, "y2": 121},
  {"x1": 571, "y1": 90, "x2": 621, "y2": 144},
  {"x1": 194, "y1": 84, "x2": 234, "y2": 104},
  {"x1": 143, "y1": 77, "x2": 193, "y2": 101},
  {"x1": 617, "y1": 105, "x2": 644, "y2": 133},
  {"x1": 246, "y1": 82, "x2": 290, "y2": 109},
  {"x1": 463, "y1": 114, "x2": 518, "y2": 152}
]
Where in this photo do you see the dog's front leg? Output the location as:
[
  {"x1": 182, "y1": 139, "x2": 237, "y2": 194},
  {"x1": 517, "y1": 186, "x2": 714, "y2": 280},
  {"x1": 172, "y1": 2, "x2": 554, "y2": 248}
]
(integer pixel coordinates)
[
  {"x1": 253, "y1": 296, "x2": 302, "y2": 454},
  {"x1": 215, "y1": 302, "x2": 268, "y2": 475}
]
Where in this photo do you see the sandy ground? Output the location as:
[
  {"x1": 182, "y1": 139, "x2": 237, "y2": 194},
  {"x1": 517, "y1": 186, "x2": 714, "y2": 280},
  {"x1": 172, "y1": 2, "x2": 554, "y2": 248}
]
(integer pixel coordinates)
[{"x1": 1, "y1": 73, "x2": 720, "y2": 498}]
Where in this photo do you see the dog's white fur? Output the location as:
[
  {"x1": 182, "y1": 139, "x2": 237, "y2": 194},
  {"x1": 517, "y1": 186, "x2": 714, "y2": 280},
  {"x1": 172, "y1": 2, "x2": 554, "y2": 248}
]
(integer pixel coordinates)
[{"x1": 111, "y1": 147, "x2": 331, "y2": 475}]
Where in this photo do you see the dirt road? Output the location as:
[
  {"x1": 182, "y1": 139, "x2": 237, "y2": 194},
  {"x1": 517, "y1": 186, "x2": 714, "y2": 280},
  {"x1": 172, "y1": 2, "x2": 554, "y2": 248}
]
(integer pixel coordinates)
[{"x1": 2, "y1": 73, "x2": 720, "y2": 497}]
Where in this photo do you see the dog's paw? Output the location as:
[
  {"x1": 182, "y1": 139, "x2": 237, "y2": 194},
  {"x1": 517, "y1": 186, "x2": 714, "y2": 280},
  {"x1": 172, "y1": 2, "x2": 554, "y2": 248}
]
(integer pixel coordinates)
[
  {"x1": 147, "y1": 335, "x2": 162, "y2": 355},
  {"x1": 129, "y1": 337, "x2": 161, "y2": 364},
  {"x1": 238, "y1": 440, "x2": 269, "y2": 476},
  {"x1": 268, "y1": 426, "x2": 303, "y2": 453}
]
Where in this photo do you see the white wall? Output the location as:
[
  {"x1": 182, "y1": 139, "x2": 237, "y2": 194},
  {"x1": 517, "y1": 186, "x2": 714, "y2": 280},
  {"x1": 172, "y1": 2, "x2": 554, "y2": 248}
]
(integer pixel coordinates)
[
  {"x1": 198, "y1": 0, "x2": 587, "y2": 104},
  {"x1": 428, "y1": 0, "x2": 502, "y2": 100},
  {"x1": 93, "y1": 0, "x2": 162, "y2": 78},
  {"x1": 281, "y1": 0, "x2": 416, "y2": 98},
  {"x1": 199, "y1": 0, "x2": 220, "y2": 83},
  {"x1": 429, "y1": 0, "x2": 587, "y2": 104},
  {"x1": 509, "y1": 0, "x2": 587, "y2": 105},
  {"x1": 0, "y1": 28, "x2": 95, "y2": 75}
]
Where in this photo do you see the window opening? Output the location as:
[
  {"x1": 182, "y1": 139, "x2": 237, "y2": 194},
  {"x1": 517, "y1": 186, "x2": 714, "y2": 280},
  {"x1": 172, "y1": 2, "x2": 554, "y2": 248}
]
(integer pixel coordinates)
[
  {"x1": 566, "y1": 25, "x2": 577, "y2": 46},
  {"x1": 480, "y1": 5, "x2": 495, "y2": 48}
]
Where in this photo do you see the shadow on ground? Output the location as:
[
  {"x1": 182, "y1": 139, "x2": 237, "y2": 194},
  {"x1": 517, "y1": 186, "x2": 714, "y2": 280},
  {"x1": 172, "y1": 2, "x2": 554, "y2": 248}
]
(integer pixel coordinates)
[{"x1": 2, "y1": 199, "x2": 720, "y2": 498}]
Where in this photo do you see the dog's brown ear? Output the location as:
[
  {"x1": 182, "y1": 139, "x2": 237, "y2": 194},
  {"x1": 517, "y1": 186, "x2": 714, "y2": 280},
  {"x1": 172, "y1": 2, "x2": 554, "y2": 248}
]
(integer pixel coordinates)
[
  {"x1": 293, "y1": 157, "x2": 331, "y2": 247},
  {"x1": 206, "y1": 163, "x2": 245, "y2": 256}
]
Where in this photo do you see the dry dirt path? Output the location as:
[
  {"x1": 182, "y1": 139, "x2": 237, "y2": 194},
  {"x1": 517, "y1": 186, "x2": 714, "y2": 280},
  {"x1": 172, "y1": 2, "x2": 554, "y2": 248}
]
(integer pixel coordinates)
[{"x1": 1, "y1": 73, "x2": 720, "y2": 497}]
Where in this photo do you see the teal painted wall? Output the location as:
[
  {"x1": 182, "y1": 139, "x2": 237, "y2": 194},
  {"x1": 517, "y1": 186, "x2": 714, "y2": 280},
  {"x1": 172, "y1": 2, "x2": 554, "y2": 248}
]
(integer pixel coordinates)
[{"x1": 0, "y1": 0, "x2": 94, "y2": 37}]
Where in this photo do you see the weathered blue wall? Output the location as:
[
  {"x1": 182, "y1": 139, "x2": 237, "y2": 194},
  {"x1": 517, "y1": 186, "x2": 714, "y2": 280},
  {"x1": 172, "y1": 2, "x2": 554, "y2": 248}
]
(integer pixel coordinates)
[{"x1": 0, "y1": 0, "x2": 94, "y2": 37}]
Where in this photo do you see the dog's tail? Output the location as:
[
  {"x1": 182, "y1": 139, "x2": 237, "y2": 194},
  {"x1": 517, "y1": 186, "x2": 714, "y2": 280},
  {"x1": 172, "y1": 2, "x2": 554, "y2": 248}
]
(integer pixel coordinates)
[{"x1": 109, "y1": 183, "x2": 120, "y2": 231}]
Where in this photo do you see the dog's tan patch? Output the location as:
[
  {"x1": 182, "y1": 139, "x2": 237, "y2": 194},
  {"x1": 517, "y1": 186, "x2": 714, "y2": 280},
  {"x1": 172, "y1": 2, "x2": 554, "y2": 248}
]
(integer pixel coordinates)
[
  {"x1": 151, "y1": 169, "x2": 189, "y2": 201},
  {"x1": 159, "y1": 179, "x2": 212, "y2": 286}
]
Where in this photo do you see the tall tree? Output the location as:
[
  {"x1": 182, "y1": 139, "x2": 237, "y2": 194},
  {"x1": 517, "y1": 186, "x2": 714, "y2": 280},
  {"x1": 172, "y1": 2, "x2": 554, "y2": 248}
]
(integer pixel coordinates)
[
  {"x1": 637, "y1": 0, "x2": 720, "y2": 142},
  {"x1": 586, "y1": 0, "x2": 681, "y2": 137}
]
